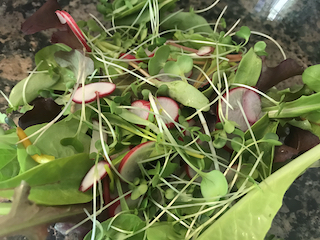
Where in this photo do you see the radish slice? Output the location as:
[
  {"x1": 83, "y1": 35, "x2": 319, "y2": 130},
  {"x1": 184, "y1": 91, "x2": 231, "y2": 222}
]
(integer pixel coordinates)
[
  {"x1": 55, "y1": 10, "x2": 91, "y2": 52},
  {"x1": 118, "y1": 141, "x2": 155, "y2": 182},
  {"x1": 130, "y1": 100, "x2": 150, "y2": 120},
  {"x1": 79, "y1": 161, "x2": 109, "y2": 192},
  {"x1": 156, "y1": 97, "x2": 179, "y2": 128},
  {"x1": 119, "y1": 53, "x2": 142, "y2": 63},
  {"x1": 197, "y1": 46, "x2": 214, "y2": 56},
  {"x1": 72, "y1": 82, "x2": 116, "y2": 104},
  {"x1": 219, "y1": 87, "x2": 261, "y2": 131},
  {"x1": 90, "y1": 120, "x2": 107, "y2": 154}
]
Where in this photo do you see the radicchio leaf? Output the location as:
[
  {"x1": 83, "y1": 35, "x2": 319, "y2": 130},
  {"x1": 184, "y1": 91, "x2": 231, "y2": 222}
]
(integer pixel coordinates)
[
  {"x1": 256, "y1": 58, "x2": 305, "y2": 92},
  {"x1": 21, "y1": 0, "x2": 66, "y2": 34}
]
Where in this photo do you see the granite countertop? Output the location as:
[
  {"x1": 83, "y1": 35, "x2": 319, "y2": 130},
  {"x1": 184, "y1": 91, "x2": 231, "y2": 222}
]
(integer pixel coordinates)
[{"x1": 0, "y1": 0, "x2": 319, "y2": 239}]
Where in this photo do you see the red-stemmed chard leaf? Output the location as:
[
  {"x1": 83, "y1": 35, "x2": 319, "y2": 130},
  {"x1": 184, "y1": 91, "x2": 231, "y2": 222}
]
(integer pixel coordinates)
[
  {"x1": 21, "y1": 0, "x2": 66, "y2": 34},
  {"x1": 55, "y1": 10, "x2": 91, "y2": 52}
]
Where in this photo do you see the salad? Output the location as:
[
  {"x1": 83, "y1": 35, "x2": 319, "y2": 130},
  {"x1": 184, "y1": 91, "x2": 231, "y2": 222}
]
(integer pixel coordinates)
[{"x1": 0, "y1": 0, "x2": 319, "y2": 239}]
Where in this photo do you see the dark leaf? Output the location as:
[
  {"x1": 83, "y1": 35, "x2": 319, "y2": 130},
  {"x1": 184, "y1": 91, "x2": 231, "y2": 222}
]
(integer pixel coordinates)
[
  {"x1": 51, "y1": 26, "x2": 84, "y2": 50},
  {"x1": 273, "y1": 145, "x2": 299, "y2": 163},
  {"x1": 285, "y1": 126, "x2": 320, "y2": 153},
  {"x1": 256, "y1": 58, "x2": 305, "y2": 92},
  {"x1": 18, "y1": 98, "x2": 63, "y2": 130},
  {"x1": 21, "y1": 0, "x2": 66, "y2": 35}
]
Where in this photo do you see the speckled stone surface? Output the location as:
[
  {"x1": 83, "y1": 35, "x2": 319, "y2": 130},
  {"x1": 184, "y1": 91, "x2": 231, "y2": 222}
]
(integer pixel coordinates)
[{"x1": 0, "y1": 0, "x2": 319, "y2": 239}]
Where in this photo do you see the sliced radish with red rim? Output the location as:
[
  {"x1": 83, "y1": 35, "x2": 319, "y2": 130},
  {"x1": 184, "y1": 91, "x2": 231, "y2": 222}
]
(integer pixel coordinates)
[
  {"x1": 72, "y1": 82, "x2": 116, "y2": 104},
  {"x1": 218, "y1": 87, "x2": 261, "y2": 132},
  {"x1": 197, "y1": 46, "x2": 214, "y2": 56},
  {"x1": 79, "y1": 161, "x2": 109, "y2": 192},
  {"x1": 130, "y1": 100, "x2": 150, "y2": 120},
  {"x1": 55, "y1": 10, "x2": 91, "y2": 52},
  {"x1": 118, "y1": 141, "x2": 155, "y2": 182},
  {"x1": 156, "y1": 97, "x2": 179, "y2": 128}
]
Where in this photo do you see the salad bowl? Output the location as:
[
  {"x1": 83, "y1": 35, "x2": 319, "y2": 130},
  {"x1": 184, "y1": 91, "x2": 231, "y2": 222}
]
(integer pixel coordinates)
[{"x1": 0, "y1": 0, "x2": 319, "y2": 240}]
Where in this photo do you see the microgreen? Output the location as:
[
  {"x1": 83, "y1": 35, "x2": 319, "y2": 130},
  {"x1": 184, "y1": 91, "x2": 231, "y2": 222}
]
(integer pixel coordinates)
[{"x1": 1, "y1": 0, "x2": 319, "y2": 239}]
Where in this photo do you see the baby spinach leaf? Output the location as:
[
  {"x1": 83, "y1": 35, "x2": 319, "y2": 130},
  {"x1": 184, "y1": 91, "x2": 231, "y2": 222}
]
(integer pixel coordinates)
[
  {"x1": 160, "y1": 11, "x2": 213, "y2": 34},
  {"x1": 24, "y1": 117, "x2": 91, "y2": 159},
  {"x1": 9, "y1": 72, "x2": 60, "y2": 109},
  {"x1": 35, "y1": 44, "x2": 72, "y2": 71},
  {"x1": 197, "y1": 143, "x2": 320, "y2": 240},
  {"x1": 17, "y1": 145, "x2": 39, "y2": 173},
  {"x1": 232, "y1": 48, "x2": 262, "y2": 86},
  {"x1": 0, "y1": 153, "x2": 93, "y2": 205}
]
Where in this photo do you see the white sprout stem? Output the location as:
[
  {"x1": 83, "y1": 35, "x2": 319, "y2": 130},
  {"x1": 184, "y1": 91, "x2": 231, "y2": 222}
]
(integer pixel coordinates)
[
  {"x1": 251, "y1": 30, "x2": 286, "y2": 60},
  {"x1": 67, "y1": 192, "x2": 132, "y2": 235},
  {"x1": 22, "y1": 61, "x2": 43, "y2": 106},
  {"x1": 148, "y1": 93, "x2": 163, "y2": 133},
  {"x1": 223, "y1": 72, "x2": 230, "y2": 119},
  {"x1": 214, "y1": 5, "x2": 227, "y2": 33},
  {"x1": 89, "y1": 13, "x2": 113, "y2": 37},
  {"x1": 122, "y1": 174, "x2": 199, "y2": 239},
  {"x1": 197, "y1": 111, "x2": 219, "y2": 171},
  {"x1": 93, "y1": 49, "x2": 155, "y2": 86},
  {"x1": 0, "y1": 90, "x2": 13, "y2": 108},
  {"x1": 122, "y1": 1, "x2": 149, "y2": 37},
  {"x1": 150, "y1": 199, "x2": 192, "y2": 229},
  {"x1": 185, "y1": 204, "x2": 205, "y2": 238},
  {"x1": 83, "y1": 208, "x2": 104, "y2": 240},
  {"x1": 223, "y1": 18, "x2": 241, "y2": 37},
  {"x1": 194, "y1": 0, "x2": 220, "y2": 13},
  {"x1": 237, "y1": 100, "x2": 261, "y2": 156}
]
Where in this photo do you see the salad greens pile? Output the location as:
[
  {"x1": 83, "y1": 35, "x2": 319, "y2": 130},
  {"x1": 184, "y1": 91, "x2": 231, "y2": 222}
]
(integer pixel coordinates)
[{"x1": 0, "y1": 0, "x2": 320, "y2": 239}]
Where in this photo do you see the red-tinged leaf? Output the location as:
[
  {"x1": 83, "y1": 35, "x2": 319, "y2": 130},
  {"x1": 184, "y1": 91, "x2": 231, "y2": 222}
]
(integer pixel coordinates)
[
  {"x1": 55, "y1": 10, "x2": 91, "y2": 52},
  {"x1": 51, "y1": 26, "x2": 84, "y2": 50},
  {"x1": 21, "y1": 0, "x2": 66, "y2": 35},
  {"x1": 256, "y1": 58, "x2": 305, "y2": 92}
]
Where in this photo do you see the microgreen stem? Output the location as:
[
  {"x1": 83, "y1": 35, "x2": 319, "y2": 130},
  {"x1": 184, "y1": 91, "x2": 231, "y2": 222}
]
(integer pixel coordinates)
[{"x1": 194, "y1": 0, "x2": 220, "y2": 13}]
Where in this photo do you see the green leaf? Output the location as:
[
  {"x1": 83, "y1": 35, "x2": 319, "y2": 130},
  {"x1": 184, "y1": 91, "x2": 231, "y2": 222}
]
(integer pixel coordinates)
[
  {"x1": 233, "y1": 48, "x2": 262, "y2": 86},
  {"x1": 154, "y1": 81, "x2": 209, "y2": 111},
  {"x1": 200, "y1": 170, "x2": 228, "y2": 199},
  {"x1": 146, "y1": 222, "x2": 185, "y2": 240},
  {"x1": 266, "y1": 92, "x2": 320, "y2": 118},
  {"x1": 176, "y1": 55, "x2": 193, "y2": 73},
  {"x1": 254, "y1": 41, "x2": 268, "y2": 56},
  {"x1": 0, "y1": 113, "x2": 7, "y2": 124},
  {"x1": 0, "y1": 153, "x2": 93, "y2": 205},
  {"x1": 54, "y1": 50, "x2": 94, "y2": 79},
  {"x1": 148, "y1": 45, "x2": 171, "y2": 76},
  {"x1": 235, "y1": 26, "x2": 251, "y2": 44},
  {"x1": 302, "y1": 64, "x2": 320, "y2": 92},
  {"x1": 231, "y1": 137, "x2": 243, "y2": 152},
  {"x1": 197, "y1": 143, "x2": 320, "y2": 240},
  {"x1": 8, "y1": 72, "x2": 60, "y2": 109},
  {"x1": 160, "y1": 11, "x2": 214, "y2": 34}
]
